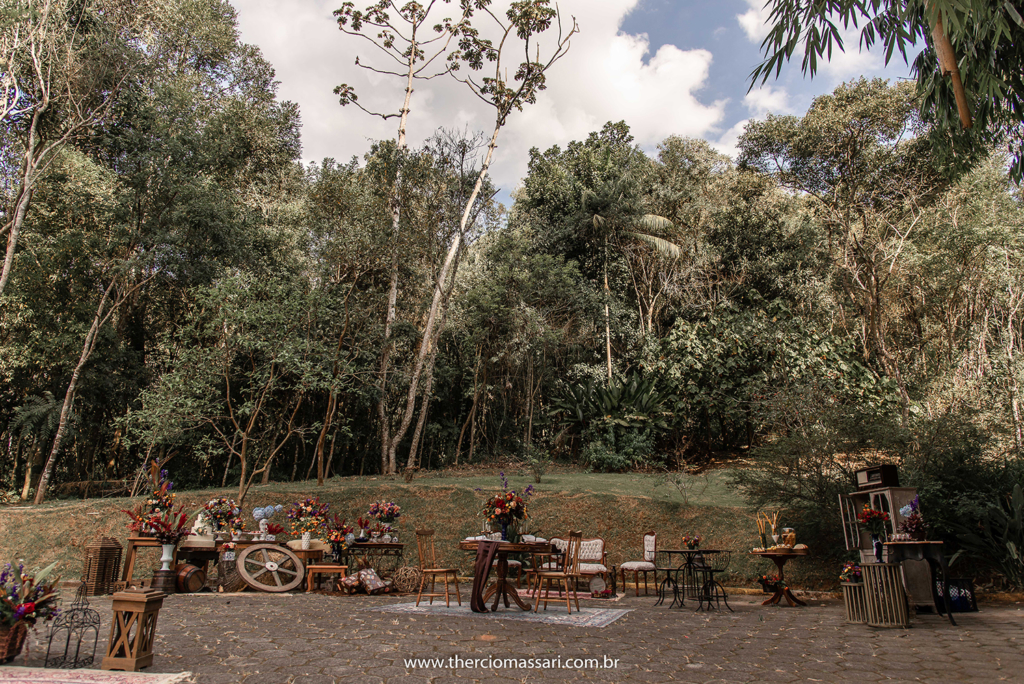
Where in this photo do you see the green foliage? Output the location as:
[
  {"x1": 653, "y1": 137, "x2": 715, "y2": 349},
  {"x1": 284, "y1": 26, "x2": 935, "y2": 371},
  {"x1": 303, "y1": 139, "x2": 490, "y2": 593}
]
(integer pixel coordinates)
[
  {"x1": 954, "y1": 483, "x2": 1024, "y2": 590},
  {"x1": 750, "y1": 0, "x2": 1016, "y2": 179},
  {"x1": 551, "y1": 374, "x2": 669, "y2": 433}
]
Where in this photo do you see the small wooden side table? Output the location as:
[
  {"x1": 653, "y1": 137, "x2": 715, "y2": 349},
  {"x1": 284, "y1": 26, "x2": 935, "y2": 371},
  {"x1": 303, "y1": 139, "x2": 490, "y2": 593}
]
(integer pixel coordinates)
[
  {"x1": 750, "y1": 551, "x2": 808, "y2": 607},
  {"x1": 884, "y1": 541, "x2": 956, "y2": 626},
  {"x1": 306, "y1": 564, "x2": 348, "y2": 592},
  {"x1": 121, "y1": 537, "x2": 175, "y2": 583}
]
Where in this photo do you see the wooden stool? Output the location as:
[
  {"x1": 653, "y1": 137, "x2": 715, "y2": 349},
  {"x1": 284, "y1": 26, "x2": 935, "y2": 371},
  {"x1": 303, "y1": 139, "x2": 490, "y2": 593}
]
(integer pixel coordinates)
[{"x1": 306, "y1": 564, "x2": 348, "y2": 592}]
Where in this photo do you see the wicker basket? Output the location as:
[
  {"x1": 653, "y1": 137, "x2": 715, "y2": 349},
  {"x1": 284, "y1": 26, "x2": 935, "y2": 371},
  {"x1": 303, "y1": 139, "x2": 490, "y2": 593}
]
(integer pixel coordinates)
[
  {"x1": 82, "y1": 537, "x2": 123, "y2": 596},
  {"x1": 0, "y1": 621, "x2": 28, "y2": 664}
]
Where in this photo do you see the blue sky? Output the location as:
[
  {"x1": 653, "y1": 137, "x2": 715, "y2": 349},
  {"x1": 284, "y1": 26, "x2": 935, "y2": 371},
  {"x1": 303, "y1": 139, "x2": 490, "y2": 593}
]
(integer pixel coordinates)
[{"x1": 231, "y1": 0, "x2": 919, "y2": 201}]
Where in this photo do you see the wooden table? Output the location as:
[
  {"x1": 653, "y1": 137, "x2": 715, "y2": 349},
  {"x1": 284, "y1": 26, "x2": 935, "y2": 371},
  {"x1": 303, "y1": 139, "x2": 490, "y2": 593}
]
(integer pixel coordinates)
[
  {"x1": 459, "y1": 540, "x2": 552, "y2": 612},
  {"x1": 750, "y1": 551, "x2": 808, "y2": 606},
  {"x1": 305, "y1": 564, "x2": 348, "y2": 592},
  {"x1": 884, "y1": 541, "x2": 956, "y2": 626},
  {"x1": 121, "y1": 536, "x2": 176, "y2": 583}
]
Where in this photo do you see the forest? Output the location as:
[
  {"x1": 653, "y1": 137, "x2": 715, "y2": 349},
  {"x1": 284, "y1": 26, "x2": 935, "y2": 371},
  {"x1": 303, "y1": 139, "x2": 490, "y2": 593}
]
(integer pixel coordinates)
[{"x1": 1, "y1": 0, "x2": 1023, "y2": 581}]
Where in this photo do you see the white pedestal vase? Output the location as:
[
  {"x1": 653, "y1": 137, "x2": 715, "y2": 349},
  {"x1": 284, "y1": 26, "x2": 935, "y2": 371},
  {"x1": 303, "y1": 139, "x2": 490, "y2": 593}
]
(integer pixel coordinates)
[{"x1": 160, "y1": 544, "x2": 175, "y2": 572}]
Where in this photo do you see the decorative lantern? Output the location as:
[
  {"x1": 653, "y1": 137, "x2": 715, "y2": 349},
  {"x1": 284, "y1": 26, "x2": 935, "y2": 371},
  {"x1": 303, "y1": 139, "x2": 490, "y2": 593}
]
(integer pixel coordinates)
[
  {"x1": 100, "y1": 588, "x2": 165, "y2": 672},
  {"x1": 45, "y1": 585, "x2": 101, "y2": 668}
]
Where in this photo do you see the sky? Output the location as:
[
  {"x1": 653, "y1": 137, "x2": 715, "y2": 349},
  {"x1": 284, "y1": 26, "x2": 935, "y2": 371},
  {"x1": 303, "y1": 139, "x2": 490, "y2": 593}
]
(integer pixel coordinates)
[{"x1": 229, "y1": 0, "x2": 919, "y2": 202}]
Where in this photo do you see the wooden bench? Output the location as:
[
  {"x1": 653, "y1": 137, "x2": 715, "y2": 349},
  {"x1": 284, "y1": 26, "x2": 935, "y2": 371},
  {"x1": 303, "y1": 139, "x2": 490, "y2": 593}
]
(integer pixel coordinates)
[
  {"x1": 532, "y1": 536, "x2": 610, "y2": 591},
  {"x1": 306, "y1": 564, "x2": 348, "y2": 592}
]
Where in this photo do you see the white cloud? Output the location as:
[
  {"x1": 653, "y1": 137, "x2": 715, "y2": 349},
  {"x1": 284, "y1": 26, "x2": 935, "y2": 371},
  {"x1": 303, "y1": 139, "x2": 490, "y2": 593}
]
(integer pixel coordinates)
[
  {"x1": 711, "y1": 118, "x2": 748, "y2": 160},
  {"x1": 744, "y1": 84, "x2": 791, "y2": 117},
  {"x1": 230, "y1": 0, "x2": 725, "y2": 190},
  {"x1": 736, "y1": 0, "x2": 772, "y2": 42}
]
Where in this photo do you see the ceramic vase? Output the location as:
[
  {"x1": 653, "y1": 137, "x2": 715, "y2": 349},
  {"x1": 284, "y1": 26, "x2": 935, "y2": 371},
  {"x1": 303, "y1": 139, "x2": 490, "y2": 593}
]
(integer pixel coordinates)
[
  {"x1": 871, "y1": 534, "x2": 883, "y2": 563},
  {"x1": 160, "y1": 543, "x2": 175, "y2": 572},
  {"x1": 500, "y1": 520, "x2": 509, "y2": 541},
  {"x1": 345, "y1": 532, "x2": 355, "y2": 546},
  {"x1": 301, "y1": 531, "x2": 311, "y2": 550}
]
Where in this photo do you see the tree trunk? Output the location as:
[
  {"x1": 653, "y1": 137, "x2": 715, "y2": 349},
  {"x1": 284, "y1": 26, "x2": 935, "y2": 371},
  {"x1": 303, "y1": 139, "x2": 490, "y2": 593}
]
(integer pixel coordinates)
[
  {"x1": 33, "y1": 278, "x2": 116, "y2": 504},
  {"x1": 604, "y1": 235, "x2": 613, "y2": 381}
]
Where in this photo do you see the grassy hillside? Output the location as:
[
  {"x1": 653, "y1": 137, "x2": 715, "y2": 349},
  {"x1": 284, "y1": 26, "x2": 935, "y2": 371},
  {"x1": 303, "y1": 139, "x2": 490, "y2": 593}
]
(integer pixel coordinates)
[{"x1": 0, "y1": 469, "x2": 838, "y2": 589}]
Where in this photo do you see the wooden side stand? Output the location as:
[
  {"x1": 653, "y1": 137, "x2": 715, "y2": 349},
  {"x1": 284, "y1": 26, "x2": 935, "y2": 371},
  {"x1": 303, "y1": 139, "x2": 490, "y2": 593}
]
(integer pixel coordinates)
[
  {"x1": 306, "y1": 564, "x2": 347, "y2": 592},
  {"x1": 121, "y1": 537, "x2": 176, "y2": 585},
  {"x1": 101, "y1": 588, "x2": 165, "y2": 672},
  {"x1": 751, "y1": 552, "x2": 807, "y2": 607}
]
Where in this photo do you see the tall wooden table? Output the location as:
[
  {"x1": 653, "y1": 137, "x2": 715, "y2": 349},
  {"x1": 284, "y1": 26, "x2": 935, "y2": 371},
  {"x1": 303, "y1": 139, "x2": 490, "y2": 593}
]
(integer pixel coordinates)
[
  {"x1": 750, "y1": 551, "x2": 808, "y2": 606},
  {"x1": 121, "y1": 537, "x2": 176, "y2": 583},
  {"x1": 459, "y1": 540, "x2": 552, "y2": 612},
  {"x1": 884, "y1": 541, "x2": 956, "y2": 626}
]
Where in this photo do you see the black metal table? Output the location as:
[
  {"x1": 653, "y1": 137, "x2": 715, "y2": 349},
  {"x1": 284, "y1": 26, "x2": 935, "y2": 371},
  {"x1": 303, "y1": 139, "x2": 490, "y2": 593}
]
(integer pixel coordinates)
[{"x1": 655, "y1": 549, "x2": 723, "y2": 608}]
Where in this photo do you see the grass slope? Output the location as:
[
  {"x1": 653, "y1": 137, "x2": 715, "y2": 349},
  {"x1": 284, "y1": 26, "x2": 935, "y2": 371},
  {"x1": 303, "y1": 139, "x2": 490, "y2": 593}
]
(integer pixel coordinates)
[{"x1": 0, "y1": 469, "x2": 836, "y2": 589}]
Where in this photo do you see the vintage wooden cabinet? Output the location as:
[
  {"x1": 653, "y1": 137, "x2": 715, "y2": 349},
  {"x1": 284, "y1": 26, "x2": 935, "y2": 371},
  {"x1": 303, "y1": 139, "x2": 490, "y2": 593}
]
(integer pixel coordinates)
[{"x1": 839, "y1": 481, "x2": 933, "y2": 609}]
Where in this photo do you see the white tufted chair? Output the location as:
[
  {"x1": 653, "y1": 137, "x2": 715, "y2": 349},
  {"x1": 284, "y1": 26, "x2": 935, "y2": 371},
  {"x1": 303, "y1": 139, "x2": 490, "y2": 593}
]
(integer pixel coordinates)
[{"x1": 619, "y1": 532, "x2": 658, "y2": 596}]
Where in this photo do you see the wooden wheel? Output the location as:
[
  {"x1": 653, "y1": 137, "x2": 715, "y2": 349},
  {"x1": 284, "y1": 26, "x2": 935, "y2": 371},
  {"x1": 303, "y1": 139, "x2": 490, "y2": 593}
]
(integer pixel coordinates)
[{"x1": 236, "y1": 544, "x2": 304, "y2": 592}]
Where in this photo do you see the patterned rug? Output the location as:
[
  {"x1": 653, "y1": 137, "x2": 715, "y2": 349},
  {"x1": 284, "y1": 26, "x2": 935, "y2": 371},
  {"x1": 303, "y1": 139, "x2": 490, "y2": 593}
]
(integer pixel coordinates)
[
  {"x1": 374, "y1": 602, "x2": 632, "y2": 628},
  {"x1": 0, "y1": 668, "x2": 191, "y2": 683}
]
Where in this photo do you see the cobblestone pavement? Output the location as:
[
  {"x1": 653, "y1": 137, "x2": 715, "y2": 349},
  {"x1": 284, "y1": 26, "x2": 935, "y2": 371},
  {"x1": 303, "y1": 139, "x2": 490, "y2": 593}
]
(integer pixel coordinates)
[{"x1": 15, "y1": 590, "x2": 1024, "y2": 683}]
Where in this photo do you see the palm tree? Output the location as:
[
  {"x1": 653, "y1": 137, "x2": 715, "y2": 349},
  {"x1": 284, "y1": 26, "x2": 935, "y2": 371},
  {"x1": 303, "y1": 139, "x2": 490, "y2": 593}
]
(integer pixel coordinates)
[{"x1": 579, "y1": 159, "x2": 682, "y2": 381}]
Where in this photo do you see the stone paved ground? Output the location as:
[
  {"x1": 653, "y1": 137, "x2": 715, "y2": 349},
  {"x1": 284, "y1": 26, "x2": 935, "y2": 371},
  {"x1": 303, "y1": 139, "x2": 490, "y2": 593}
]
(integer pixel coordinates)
[{"x1": 13, "y1": 590, "x2": 1024, "y2": 683}]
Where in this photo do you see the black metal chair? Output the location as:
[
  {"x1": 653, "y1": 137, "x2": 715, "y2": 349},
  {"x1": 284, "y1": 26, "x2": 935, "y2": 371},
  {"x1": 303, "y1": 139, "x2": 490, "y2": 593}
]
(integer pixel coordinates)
[
  {"x1": 695, "y1": 550, "x2": 733, "y2": 612},
  {"x1": 654, "y1": 550, "x2": 681, "y2": 607}
]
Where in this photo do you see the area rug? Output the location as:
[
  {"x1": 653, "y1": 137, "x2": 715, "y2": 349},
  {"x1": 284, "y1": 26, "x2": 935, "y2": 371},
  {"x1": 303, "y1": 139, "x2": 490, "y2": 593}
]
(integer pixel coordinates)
[
  {"x1": 0, "y1": 668, "x2": 192, "y2": 684},
  {"x1": 374, "y1": 602, "x2": 632, "y2": 628},
  {"x1": 516, "y1": 589, "x2": 624, "y2": 603}
]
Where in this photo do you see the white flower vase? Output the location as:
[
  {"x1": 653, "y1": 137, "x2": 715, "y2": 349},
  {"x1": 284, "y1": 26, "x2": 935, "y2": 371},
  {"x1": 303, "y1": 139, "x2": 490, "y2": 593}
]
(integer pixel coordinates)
[
  {"x1": 259, "y1": 519, "x2": 269, "y2": 539},
  {"x1": 301, "y1": 531, "x2": 311, "y2": 550},
  {"x1": 160, "y1": 544, "x2": 175, "y2": 572}
]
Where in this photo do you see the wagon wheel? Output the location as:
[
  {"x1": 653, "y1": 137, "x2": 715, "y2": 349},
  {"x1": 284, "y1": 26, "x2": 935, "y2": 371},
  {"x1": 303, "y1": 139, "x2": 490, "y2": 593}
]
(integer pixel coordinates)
[{"x1": 236, "y1": 544, "x2": 304, "y2": 592}]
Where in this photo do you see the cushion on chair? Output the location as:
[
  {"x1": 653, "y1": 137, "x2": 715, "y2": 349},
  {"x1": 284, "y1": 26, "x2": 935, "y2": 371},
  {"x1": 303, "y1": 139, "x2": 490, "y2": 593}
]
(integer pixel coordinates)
[
  {"x1": 643, "y1": 534, "x2": 657, "y2": 562},
  {"x1": 578, "y1": 562, "x2": 608, "y2": 574},
  {"x1": 579, "y1": 539, "x2": 605, "y2": 561},
  {"x1": 492, "y1": 559, "x2": 522, "y2": 567},
  {"x1": 620, "y1": 560, "x2": 656, "y2": 571}
]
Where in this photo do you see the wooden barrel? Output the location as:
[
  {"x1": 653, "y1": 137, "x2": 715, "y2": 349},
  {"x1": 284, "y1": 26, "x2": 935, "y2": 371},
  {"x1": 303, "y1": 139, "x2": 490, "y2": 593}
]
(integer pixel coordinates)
[{"x1": 175, "y1": 563, "x2": 206, "y2": 593}]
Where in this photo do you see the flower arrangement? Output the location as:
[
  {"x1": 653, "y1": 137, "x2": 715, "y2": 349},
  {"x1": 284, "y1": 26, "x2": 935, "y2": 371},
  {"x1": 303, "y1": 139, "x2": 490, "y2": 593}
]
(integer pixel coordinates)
[
  {"x1": 482, "y1": 472, "x2": 533, "y2": 524},
  {"x1": 252, "y1": 505, "x2": 283, "y2": 524},
  {"x1": 229, "y1": 517, "x2": 245, "y2": 536},
  {"x1": 144, "y1": 461, "x2": 175, "y2": 515},
  {"x1": 328, "y1": 515, "x2": 354, "y2": 535},
  {"x1": 898, "y1": 496, "x2": 927, "y2": 539},
  {"x1": 856, "y1": 504, "x2": 890, "y2": 536},
  {"x1": 839, "y1": 561, "x2": 862, "y2": 583},
  {"x1": 355, "y1": 517, "x2": 371, "y2": 539},
  {"x1": 367, "y1": 501, "x2": 401, "y2": 524},
  {"x1": 266, "y1": 523, "x2": 284, "y2": 535},
  {"x1": 287, "y1": 497, "x2": 330, "y2": 534},
  {"x1": 0, "y1": 561, "x2": 60, "y2": 628},
  {"x1": 147, "y1": 507, "x2": 192, "y2": 546},
  {"x1": 203, "y1": 498, "x2": 241, "y2": 531},
  {"x1": 756, "y1": 574, "x2": 785, "y2": 593},
  {"x1": 121, "y1": 504, "x2": 150, "y2": 534},
  {"x1": 682, "y1": 534, "x2": 702, "y2": 550}
]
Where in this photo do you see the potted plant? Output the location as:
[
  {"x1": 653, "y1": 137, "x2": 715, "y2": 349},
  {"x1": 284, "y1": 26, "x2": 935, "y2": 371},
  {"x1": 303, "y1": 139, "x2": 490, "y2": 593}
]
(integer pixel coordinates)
[
  {"x1": 327, "y1": 515, "x2": 354, "y2": 560},
  {"x1": 682, "y1": 534, "x2": 702, "y2": 550},
  {"x1": 287, "y1": 497, "x2": 330, "y2": 549},
  {"x1": 839, "y1": 561, "x2": 862, "y2": 584},
  {"x1": 265, "y1": 523, "x2": 284, "y2": 542},
  {"x1": 0, "y1": 561, "x2": 60, "y2": 663},
  {"x1": 252, "y1": 505, "x2": 284, "y2": 539},
  {"x1": 756, "y1": 574, "x2": 785, "y2": 594},
  {"x1": 367, "y1": 501, "x2": 402, "y2": 536}
]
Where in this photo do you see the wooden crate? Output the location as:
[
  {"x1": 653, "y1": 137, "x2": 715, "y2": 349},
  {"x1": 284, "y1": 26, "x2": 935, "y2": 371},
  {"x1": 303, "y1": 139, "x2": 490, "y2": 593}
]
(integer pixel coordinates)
[
  {"x1": 862, "y1": 563, "x2": 910, "y2": 628},
  {"x1": 82, "y1": 538, "x2": 123, "y2": 596},
  {"x1": 841, "y1": 582, "x2": 867, "y2": 623}
]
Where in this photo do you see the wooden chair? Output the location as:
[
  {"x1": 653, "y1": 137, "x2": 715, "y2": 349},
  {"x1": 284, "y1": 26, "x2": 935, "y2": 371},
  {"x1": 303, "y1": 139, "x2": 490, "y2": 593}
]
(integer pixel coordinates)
[
  {"x1": 619, "y1": 531, "x2": 658, "y2": 596},
  {"x1": 533, "y1": 530, "x2": 582, "y2": 613},
  {"x1": 414, "y1": 530, "x2": 461, "y2": 607}
]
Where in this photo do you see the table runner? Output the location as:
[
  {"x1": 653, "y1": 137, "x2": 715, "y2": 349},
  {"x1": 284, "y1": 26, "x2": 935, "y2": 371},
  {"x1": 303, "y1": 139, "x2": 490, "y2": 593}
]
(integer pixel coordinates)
[{"x1": 470, "y1": 540, "x2": 501, "y2": 612}]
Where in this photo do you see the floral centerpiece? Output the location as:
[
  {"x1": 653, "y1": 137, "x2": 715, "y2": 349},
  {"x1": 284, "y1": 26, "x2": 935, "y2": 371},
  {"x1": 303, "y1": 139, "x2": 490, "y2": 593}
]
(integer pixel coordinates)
[
  {"x1": 203, "y1": 498, "x2": 241, "y2": 535},
  {"x1": 1, "y1": 561, "x2": 60, "y2": 661},
  {"x1": 898, "y1": 496, "x2": 927, "y2": 540},
  {"x1": 252, "y1": 505, "x2": 284, "y2": 539},
  {"x1": 326, "y1": 515, "x2": 355, "y2": 560},
  {"x1": 355, "y1": 517, "x2": 371, "y2": 541},
  {"x1": 287, "y1": 497, "x2": 330, "y2": 549},
  {"x1": 482, "y1": 472, "x2": 533, "y2": 541},
  {"x1": 857, "y1": 504, "x2": 890, "y2": 562},
  {"x1": 839, "y1": 561, "x2": 862, "y2": 583},
  {"x1": 147, "y1": 507, "x2": 192, "y2": 571},
  {"x1": 265, "y1": 523, "x2": 284, "y2": 539},
  {"x1": 682, "y1": 534, "x2": 702, "y2": 550},
  {"x1": 367, "y1": 501, "x2": 401, "y2": 524}
]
